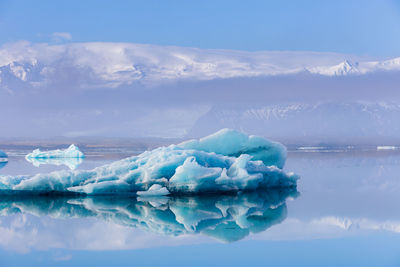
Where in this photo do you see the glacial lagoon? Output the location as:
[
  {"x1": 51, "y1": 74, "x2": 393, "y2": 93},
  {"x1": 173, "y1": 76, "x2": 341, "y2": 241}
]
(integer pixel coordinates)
[{"x1": 0, "y1": 145, "x2": 400, "y2": 266}]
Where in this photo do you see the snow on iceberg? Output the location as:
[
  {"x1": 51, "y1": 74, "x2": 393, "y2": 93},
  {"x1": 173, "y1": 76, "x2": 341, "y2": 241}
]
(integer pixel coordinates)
[
  {"x1": 0, "y1": 129, "x2": 297, "y2": 195},
  {"x1": 25, "y1": 144, "x2": 85, "y2": 159}
]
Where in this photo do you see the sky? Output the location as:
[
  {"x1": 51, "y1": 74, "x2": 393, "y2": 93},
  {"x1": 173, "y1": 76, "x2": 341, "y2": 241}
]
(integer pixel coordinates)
[
  {"x1": 0, "y1": 0, "x2": 400, "y2": 58},
  {"x1": 1, "y1": 0, "x2": 400, "y2": 140}
]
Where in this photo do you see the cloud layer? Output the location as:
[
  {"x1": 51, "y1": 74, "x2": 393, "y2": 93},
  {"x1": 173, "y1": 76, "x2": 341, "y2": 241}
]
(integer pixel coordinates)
[{"x1": 1, "y1": 41, "x2": 399, "y2": 91}]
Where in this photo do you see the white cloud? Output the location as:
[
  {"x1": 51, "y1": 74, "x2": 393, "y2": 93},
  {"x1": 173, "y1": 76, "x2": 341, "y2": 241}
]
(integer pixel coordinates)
[
  {"x1": 0, "y1": 214, "x2": 206, "y2": 253},
  {"x1": 2, "y1": 212, "x2": 400, "y2": 253},
  {"x1": 1, "y1": 41, "x2": 397, "y2": 90}
]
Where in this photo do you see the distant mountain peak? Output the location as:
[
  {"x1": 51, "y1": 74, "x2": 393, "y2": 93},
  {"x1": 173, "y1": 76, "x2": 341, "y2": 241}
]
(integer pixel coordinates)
[{"x1": 307, "y1": 59, "x2": 360, "y2": 76}]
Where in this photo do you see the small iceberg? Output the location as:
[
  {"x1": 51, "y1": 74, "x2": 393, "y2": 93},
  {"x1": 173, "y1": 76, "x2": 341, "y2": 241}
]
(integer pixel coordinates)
[
  {"x1": 25, "y1": 157, "x2": 84, "y2": 170},
  {"x1": 297, "y1": 146, "x2": 326, "y2": 151},
  {"x1": 0, "y1": 150, "x2": 7, "y2": 162},
  {"x1": 25, "y1": 144, "x2": 85, "y2": 159},
  {"x1": 0, "y1": 129, "x2": 298, "y2": 195},
  {"x1": 0, "y1": 150, "x2": 8, "y2": 170},
  {"x1": 377, "y1": 146, "x2": 398, "y2": 151}
]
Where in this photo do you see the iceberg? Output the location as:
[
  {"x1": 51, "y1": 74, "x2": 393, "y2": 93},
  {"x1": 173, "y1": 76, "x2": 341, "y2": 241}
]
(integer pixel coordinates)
[
  {"x1": 25, "y1": 157, "x2": 84, "y2": 170},
  {"x1": 0, "y1": 189, "x2": 297, "y2": 242},
  {"x1": 377, "y1": 146, "x2": 398, "y2": 151},
  {"x1": 25, "y1": 144, "x2": 85, "y2": 159},
  {"x1": 0, "y1": 150, "x2": 8, "y2": 170},
  {"x1": 0, "y1": 129, "x2": 297, "y2": 195},
  {"x1": 0, "y1": 150, "x2": 7, "y2": 161}
]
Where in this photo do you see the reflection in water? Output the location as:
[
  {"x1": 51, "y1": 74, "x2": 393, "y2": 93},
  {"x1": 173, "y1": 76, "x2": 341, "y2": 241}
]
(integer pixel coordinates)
[
  {"x1": 25, "y1": 157, "x2": 84, "y2": 170},
  {"x1": 311, "y1": 216, "x2": 400, "y2": 232},
  {"x1": 0, "y1": 161, "x2": 7, "y2": 170},
  {"x1": 0, "y1": 189, "x2": 297, "y2": 243}
]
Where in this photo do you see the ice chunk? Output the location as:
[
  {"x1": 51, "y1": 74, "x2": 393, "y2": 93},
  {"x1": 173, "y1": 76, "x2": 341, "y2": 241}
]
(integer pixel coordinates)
[
  {"x1": 25, "y1": 144, "x2": 85, "y2": 159},
  {"x1": 179, "y1": 129, "x2": 287, "y2": 168},
  {"x1": 377, "y1": 146, "x2": 398, "y2": 151},
  {"x1": 137, "y1": 184, "x2": 170, "y2": 196},
  {"x1": 0, "y1": 150, "x2": 7, "y2": 162},
  {"x1": 0, "y1": 129, "x2": 297, "y2": 195},
  {"x1": 0, "y1": 150, "x2": 8, "y2": 170}
]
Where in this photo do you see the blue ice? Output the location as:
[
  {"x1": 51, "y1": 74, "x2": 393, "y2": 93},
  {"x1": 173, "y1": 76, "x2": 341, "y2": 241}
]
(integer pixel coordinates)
[
  {"x1": 0, "y1": 150, "x2": 7, "y2": 159},
  {"x1": 25, "y1": 144, "x2": 85, "y2": 159},
  {"x1": 0, "y1": 150, "x2": 7, "y2": 170}
]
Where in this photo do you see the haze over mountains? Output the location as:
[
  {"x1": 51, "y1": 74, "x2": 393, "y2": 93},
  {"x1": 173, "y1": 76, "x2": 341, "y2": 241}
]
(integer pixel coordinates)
[
  {"x1": 1, "y1": 41, "x2": 400, "y2": 144},
  {"x1": 188, "y1": 102, "x2": 400, "y2": 144}
]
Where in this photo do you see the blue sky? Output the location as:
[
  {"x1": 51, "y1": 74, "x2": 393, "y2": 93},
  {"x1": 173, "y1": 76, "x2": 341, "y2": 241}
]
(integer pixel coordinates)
[{"x1": 1, "y1": 0, "x2": 400, "y2": 57}]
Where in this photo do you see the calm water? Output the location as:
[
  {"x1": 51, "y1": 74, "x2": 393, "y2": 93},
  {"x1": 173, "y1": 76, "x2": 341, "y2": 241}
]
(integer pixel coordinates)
[{"x1": 0, "y1": 146, "x2": 400, "y2": 266}]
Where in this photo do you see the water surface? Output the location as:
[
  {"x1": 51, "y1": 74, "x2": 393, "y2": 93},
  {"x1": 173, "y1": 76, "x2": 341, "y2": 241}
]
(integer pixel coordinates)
[{"x1": 0, "y1": 146, "x2": 400, "y2": 266}]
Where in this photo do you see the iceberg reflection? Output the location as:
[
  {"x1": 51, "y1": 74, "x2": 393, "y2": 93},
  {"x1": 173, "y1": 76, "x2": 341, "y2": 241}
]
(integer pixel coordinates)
[
  {"x1": 0, "y1": 161, "x2": 7, "y2": 170},
  {"x1": 25, "y1": 156, "x2": 84, "y2": 170},
  {"x1": 0, "y1": 189, "x2": 297, "y2": 243}
]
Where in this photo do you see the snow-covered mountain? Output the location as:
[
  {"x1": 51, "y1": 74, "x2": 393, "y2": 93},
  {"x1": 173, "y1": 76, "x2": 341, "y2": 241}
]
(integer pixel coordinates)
[
  {"x1": 1, "y1": 41, "x2": 399, "y2": 90},
  {"x1": 308, "y1": 58, "x2": 400, "y2": 76},
  {"x1": 1, "y1": 41, "x2": 400, "y2": 142}
]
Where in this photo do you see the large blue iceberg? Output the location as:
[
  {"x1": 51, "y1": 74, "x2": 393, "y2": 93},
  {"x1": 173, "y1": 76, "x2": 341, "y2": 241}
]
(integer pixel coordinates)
[
  {"x1": 0, "y1": 129, "x2": 298, "y2": 195},
  {"x1": 25, "y1": 144, "x2": 85, "y2": 159}
]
